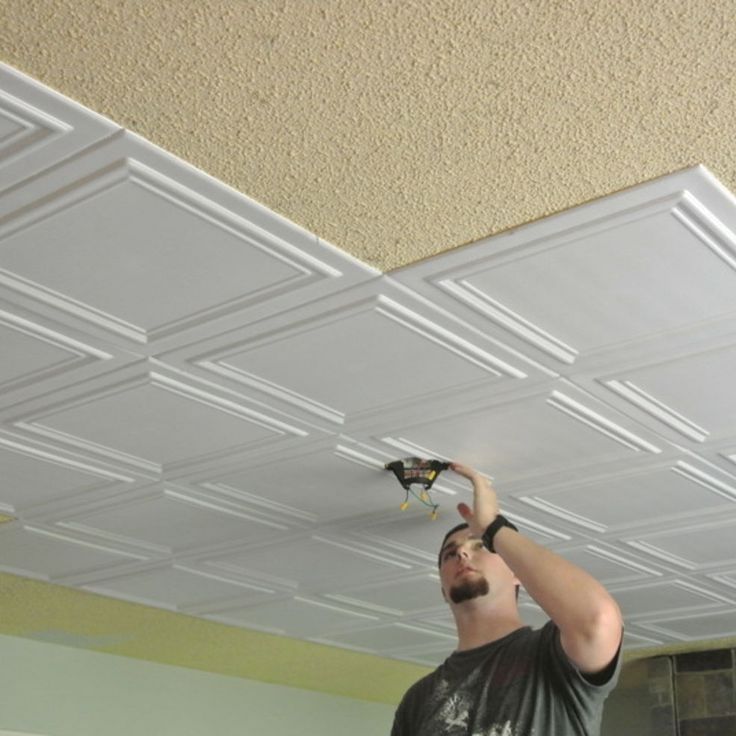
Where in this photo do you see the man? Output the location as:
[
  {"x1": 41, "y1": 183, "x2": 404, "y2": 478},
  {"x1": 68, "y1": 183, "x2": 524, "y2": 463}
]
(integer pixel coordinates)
[{"x1": 391, "y1": 462, "x2": 623, "y2": 736}]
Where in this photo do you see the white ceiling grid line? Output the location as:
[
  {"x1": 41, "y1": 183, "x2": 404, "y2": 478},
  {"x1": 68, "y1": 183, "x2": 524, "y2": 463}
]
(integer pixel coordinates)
[{"x1": 3, "y1": 63, "x2": 736, "y2": 665}]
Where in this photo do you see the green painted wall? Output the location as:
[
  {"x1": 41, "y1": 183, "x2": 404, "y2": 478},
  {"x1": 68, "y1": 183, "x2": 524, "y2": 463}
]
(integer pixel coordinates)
[{"x1": 0, "y1": 634, "x2": 395, "y2": 735}]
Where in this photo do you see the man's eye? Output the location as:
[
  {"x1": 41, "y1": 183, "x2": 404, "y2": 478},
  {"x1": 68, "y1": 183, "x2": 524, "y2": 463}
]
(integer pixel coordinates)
[{"x1": 443, "y1": 550, "x2": 457, "y2": 561}]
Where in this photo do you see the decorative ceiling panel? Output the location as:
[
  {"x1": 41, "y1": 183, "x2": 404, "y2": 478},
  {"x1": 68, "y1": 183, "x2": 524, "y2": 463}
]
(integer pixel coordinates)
[
  {"x1": 205, "y1": 596, "x2": 380, "y2": 638},
  {"x1": 2, "y1": 63, "x2": 736, "y2": 666},
  {"x1": 81, "y1": 563, "x2": 277, "y2": 611},
  {"x1": 0, "y1": 65, "x2": 120, "y2": 191}
]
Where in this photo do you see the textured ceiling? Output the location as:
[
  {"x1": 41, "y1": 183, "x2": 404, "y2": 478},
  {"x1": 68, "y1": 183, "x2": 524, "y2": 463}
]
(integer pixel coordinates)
[{"x1": 2, "y1": 0, "x2": 736, "y2": 269}]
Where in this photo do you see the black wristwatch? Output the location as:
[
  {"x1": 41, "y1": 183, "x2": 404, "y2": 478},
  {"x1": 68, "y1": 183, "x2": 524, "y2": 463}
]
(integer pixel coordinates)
[{"x1": 482, "y1": 514, "x2": 518, "y2": 553}]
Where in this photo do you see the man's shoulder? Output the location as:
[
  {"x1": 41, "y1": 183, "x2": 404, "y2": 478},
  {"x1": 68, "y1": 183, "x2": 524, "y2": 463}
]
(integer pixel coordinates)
[{"x1": 397, "y1": 660, "x2": 450, "y2": 709}]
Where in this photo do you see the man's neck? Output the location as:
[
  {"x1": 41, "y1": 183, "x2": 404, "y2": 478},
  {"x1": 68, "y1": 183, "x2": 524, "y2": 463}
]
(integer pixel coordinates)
[{"x1": 452, "y1": 600, "x2": 525, "y2": 651}]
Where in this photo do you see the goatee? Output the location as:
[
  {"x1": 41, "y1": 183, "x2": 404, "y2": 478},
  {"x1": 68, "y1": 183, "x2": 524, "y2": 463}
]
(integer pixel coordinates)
[{"x1": 449, "y1": 576, "x2": 490, "y2": 604}]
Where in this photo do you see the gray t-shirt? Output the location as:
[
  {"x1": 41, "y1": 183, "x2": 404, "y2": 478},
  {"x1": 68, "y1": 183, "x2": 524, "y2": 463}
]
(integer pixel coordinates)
[{"x1": 391, "y1": 622, "x2": 621, "y2": 736}]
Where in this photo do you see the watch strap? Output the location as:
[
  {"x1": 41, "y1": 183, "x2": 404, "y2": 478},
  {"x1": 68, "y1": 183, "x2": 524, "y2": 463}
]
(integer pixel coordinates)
[{"x1": 482, "y1": 514, "x2": 518, "y2": 553}]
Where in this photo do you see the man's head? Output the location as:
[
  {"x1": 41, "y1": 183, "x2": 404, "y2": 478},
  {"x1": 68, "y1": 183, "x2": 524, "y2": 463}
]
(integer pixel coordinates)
[{"x1": 438, "y1": 522, "x2": 520, "y2": 605}]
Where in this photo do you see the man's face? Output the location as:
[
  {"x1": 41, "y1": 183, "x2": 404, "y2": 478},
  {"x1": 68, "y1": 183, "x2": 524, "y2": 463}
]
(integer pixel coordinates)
[{"x1": 438, "y1": 528, "x2": 516, "y2": 605}]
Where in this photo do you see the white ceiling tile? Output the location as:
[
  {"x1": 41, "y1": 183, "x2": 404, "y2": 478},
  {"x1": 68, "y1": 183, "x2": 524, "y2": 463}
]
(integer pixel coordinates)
[
  {"x1": 202, "y1": 535, "x2": 410, "y2": 592},
  {"x1": 197, "y1": 441, "x2": 408, "y2": 524},
  {"x1": 10, "y1": 365, "x2": 311, "y2": 473},
  {"x1": 0, "y1": 131, "x2": 376, "y2": 349},
  {"x1": 517, "y1": 462, "x2": 736, "y2": 533},
  {"x1": 626, "y1": 518, "x2": 736, "y2": 569},
  {"x1": 0, "y1": 524, "x2": 147, "y2": 580},
  {"x1": 372, "y1": 383, "x2": 661, "y2": 486},
  {"x1": 203, "y1": 301, "x2": 509, "y2": 422},
  {"x1": 352, "y1": 500, "x2": 575, "y2": 568},
  {"x1": 622, "y1": 629, "x2": 665, "y2": 648},
  {"x1": 611, "y1": 580, "x2": 732, "y2": 619},
  {"x1": 391, "y1": 167, "x2": 736, "y2": 369},
  {"x1": 0, "y1": 309, "x2": 111, "y2": 395},
  {"x1": 82, "y1": 564, "x2": 275, "y2": 610},
  {"x1": 205, "y1": 596, "x2": 379, "y2": 637},
  {"x1": 316, "y1": 623, "x2": 454, "y2": 653},
  {"x1": 326, "y1": 573, "x2": 444, "y2": 615},
  {"x1": 0, "y1": 64, "x2": 120, "y2": 190},
  {"x1": 160, "y1": 279, "x2": 545, "y2": 429},
  {"x1": 56, "y1": 488, "x2": 289, "y2": 555},
  {"x1": 709, "y1": 570, "x2": 736, "y2": 590},
  {"x1": 640, "y1": 609, "x2": 736, "y2": 640},
  {"x1": 555, "y1": 545, "x2": 661, "y2": 585},
  {"x1": 444, "y1": 203, "x2": 736, "y2": 356},
  {"x1": 0, "y1": 170, "x2": 306, "y2": 335},
  {"x1": 0, "y1": 434, "x2": 130, "y2": 513},
  {"x1": 574, "y1": 343, "x2": 736, "y2": 448}
]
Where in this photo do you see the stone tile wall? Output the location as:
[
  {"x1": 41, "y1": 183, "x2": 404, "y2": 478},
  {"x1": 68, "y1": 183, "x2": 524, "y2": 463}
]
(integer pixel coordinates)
[
  {"x1": 675, "y1": 649, "x2": 736, "y2": 736},
  {"x1": 602, "y1": 648, "x2": 736, "y2": 736}
]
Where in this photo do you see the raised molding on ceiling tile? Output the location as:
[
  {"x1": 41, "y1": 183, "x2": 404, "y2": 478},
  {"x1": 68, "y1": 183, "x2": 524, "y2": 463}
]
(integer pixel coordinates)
[
  {"x1": 14, "y1": 370, "x2": 307, "y2": 474},
  {"x1": 126, "y1": 159, "x2": 342, "y2": 280},
  {"x1": 54, "y1": 520, "x2": 172, "y2": 556},
  {"x1": 517, "y1": 496, "x2": 607, "y2": 533},
  {"x1": 199, "y1": 481, "x2": 318, "y2": 524},
  {"x1": 707, "y1": 572, "x2": 736, "y2": 591},
  {"x1": 0, "y1": 87, "x2": 67, "y2": 155},
  {"x1": 673, "y1": 191, "x2": 736, "y2": 272},
  {"x1": 0, "y1": 433, "x2": 133, "y2": 483},
  {"x1": 0, "y1": 63, "x2": 120, "y2": 189},
  {"x1": 624, "y1": 540, "x2": 698, "y2": 570},
  {"x1": 56, "y1": 490, "x2": 289, "y2": 557},
  {"x1": 197, "y1": 360, "x2": 345, "y2": 425},
  {"x1": 502, "y1": 513, "x2": 573, "y2": 542},
  {"x1": 292, "y1": 595, "x2": 383, "y2": 620},
  {"x1": 356, "y1": 534, "x2": 438, "y2": 565},
  {"x1": 333, "y1": 443, "x2": 389, "y2": 470},
  {"x1": 667, "y1": 579, "x2": 736, "y2": 606},
  {"x1": 311, "y1": 536, "x2": 413, "y2": 570},
  {"x1": 24, "y1": 524, "x2": 151, "y2": 560},
  {"x1": 173, "y1": 564, "x2": 279, "y2": 599},
  {"x1": 323, "y1": 593, "x2": 404, "y2": 617},
  {"x1": 671, "y1": 462, "x2": 736, "y2": 502},
  {"x1": 437, "y1": 278, "x2": 579, "y2": 364},
  {"x1": 374, "y1": 296, "x2": 527, "y2": 379},
  {"x1": 0, "y1": 158, "x2": 340, "y2": 344},
  {"x1": 546, "y1": 391, "x2": 661, "y2": 454},
  {"x1": 202, "y1": 558, "x2": 296, "y2": 593},
  {"x1": 604, "y1": 379, "x2": 709, "y2": 442},
  {"x1": 0, "y1": 309, "x2": 111, "y2": 391},
  {"x1": 197, "y1": 295, "x2": 527, "y2": 425},
  {"x1": 379, "y1": 436, "x2": 450, "y2": 463},
  {"x1": 584, "y1": 545, "x2": 664, "y2": 577},
  {"x1": 162, "y1": 488, "x2": 290, "y2": 530},
  {"x1": 637, "y1": 611, "x2": 736, "y2": 642}
]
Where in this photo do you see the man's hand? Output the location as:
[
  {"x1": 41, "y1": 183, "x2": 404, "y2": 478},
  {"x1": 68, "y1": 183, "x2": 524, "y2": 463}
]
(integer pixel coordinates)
[{"x1": 450, "y1": 462, "x2": 499, "y2": 536}]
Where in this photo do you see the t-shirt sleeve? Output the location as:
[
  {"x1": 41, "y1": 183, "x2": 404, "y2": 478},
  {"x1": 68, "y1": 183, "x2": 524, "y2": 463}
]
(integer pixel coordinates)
[
  {"x1": 390, "y1": 679, "x2": 422, "y2": 736},
  {"x1": 390, "y1": 700, "x2": 407, "y2": 736},
  {"x1": 553, "y1": 621, "x2": 622, "y2": 690},
  {"x1": 541, "y1": 621, "x2": 622, "y2": 727}
]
